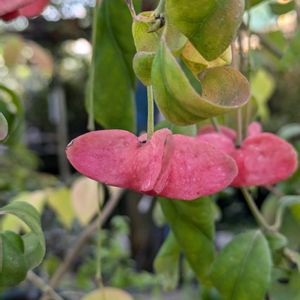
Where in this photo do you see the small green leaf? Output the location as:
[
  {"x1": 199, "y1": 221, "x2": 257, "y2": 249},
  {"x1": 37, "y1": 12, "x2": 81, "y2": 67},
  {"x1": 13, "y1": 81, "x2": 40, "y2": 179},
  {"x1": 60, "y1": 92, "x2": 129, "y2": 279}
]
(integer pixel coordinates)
[
  {"x1": 278, "y1": 123, "x2": 300, "y2": 140},
  {"x1": 270, "y1": 269, "x2": 300, "y2": 300},
  {"x1": 159, "y1": 197, "x2": 215, "y2": 283},
  {"x1": 152, "y1": 40, "x2": 250, "y2": 125},
  {"x1": 210, "y1": 230, "x2": 272, "y2": 300},
  {"x1": 0, "y1": 113, "x2": 8, "y2": 141},
  {"x1": 154, "y1": 232, "x2": 181, "y2": 291},
  {"x1": 0, "y1": 84, "x2": 23, "y2": 143},
  {"x1": 89, "y1": 0, "x2": 141, "y2": 132},
  {"x1": 48, "y1": 187, "x2": 75, "y2": 229},
  {"x1": 0, "y1": 202, "x2": 45, "y2": 286},
  {"x1": 270, "y1": 1, "x2": 295, "y2": 16},
  {"x1": 251, "y1": 68, "x2": 275, "y2": 120}
]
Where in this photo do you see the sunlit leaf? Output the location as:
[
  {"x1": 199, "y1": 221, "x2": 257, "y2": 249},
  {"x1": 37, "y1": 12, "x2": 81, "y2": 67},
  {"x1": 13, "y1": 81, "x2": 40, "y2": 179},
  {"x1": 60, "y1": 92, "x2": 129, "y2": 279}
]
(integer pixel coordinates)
[
  {"x1": 82, "y1": 287, "x2": 133, "y2": 300},
  {"x1": 48, "y1": 187, "x2": 75, "y2": 229},
  {"x1": 71, "y1": 177, "x2": 104, "y2": 225},
  {"x1": 251, "y1": 68, "x2": 275, "y2": 120}
]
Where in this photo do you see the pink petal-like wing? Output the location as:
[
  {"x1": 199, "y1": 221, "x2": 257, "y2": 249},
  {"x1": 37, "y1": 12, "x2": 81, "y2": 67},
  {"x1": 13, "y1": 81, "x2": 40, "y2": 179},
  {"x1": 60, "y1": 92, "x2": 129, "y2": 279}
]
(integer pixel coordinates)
[
  {"x1": 0, "y1": 0, "x2": 34, "y2": 16},
  {"x1": 232, "y1": 133, "x2": 298, "y2": 186},
  {"x1": 66, "y1": 130, "x2": 138, "y2": 189},
  {"x1": 19, "y1": 0, "x2": 48, "y2": 17},
  {"x1": 159, "y1": 135, "x2": 238, "y2": 200}
]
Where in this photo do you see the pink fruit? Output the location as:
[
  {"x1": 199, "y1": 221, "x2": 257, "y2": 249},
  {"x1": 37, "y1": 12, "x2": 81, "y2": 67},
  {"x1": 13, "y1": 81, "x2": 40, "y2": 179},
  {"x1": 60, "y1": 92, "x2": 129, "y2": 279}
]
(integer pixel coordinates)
[
  {"x1": 1, "y1": 0, "x2": 48, "y2": 20},
  {"x1": 66, "y1": 129, "x2": 238, "y2": 200},
  {"x1": 197, "y1": 123, "x2": 298, "y2": 187}
]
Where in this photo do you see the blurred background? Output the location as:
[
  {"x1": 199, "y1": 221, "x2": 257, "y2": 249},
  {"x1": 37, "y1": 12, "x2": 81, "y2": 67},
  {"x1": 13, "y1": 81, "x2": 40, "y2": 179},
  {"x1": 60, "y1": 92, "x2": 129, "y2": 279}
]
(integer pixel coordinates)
[{"x1": 0, "y1": 0, "x2": 300, "y2": 299}]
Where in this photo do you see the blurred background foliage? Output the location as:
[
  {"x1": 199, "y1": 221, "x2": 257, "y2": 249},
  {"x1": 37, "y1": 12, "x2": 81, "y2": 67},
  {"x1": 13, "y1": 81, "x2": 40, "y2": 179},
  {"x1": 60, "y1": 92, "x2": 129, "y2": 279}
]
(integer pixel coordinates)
[{"x1": 0, "y1": 0, "x2": 300, "y2": 299}]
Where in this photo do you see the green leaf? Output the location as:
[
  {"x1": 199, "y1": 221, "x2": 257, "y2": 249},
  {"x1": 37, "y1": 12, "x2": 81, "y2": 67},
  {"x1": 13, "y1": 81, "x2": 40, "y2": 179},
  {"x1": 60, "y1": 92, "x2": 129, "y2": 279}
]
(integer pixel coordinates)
[
  {"x1": 270, "y1": 1, "x2": 295, "y2": 16},
  {"x1": 210, "y1": 230, "x2": 272, "y2": 300},
  {"x1": 152, "y1": 40, "x2": 250, "y2": 125},
  {"x1": 154, "y1": 232, "x2": 181, "y2": 291},
  {"x1": 166, "y1": 0, "x2": 244, "y2": 60},
  {"x1": 281, "y1": 29, "x2": 300, "y2": 71},
  {"x1": 89, "y1": 0, "x2": 140, "y2": 132},
  {"x1": 0, "y1": 113, "x2": 8, "y2": 141},
  {"x1": 270, "y1": 269, "x2": 300, "y2": 300},
  {"x1": 0, "y1": 84, "x2": 23, "y2": 143},
  {"x1": 278, "y1": 123, "x2": 300, "y2": 140},
  {"x1": 0, "y1": 202, "x2": 45, "y2": 286},
  {"x1": 159, "y1": 197, "x2": 215, "y2": 283}
]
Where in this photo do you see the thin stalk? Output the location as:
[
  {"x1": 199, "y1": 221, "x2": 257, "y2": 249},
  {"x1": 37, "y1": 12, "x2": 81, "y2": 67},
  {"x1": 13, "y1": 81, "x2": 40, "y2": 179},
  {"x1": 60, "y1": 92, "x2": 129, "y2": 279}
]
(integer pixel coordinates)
[
  {"x1": 241, "y1": 187, "x2": 274, "y2": 233},
  {"x1": 154, "y1": 0, "x2": 165, "y2": 16},
  {"x1": 147, "y1": 86, "x2": 154, "y2": 140},
  {"x1": 95, "y1": 184, "x2": 104, "y2": 288},
  {"x1": 87, "y1": 2, "x2": 99, "y2": 131},
  {"x1": 236, "y1": 108, "x2": 243, "y2": 147},
  {"x1": 124, "y1": 0, "x2": 136, "y2": 18},
  {"x1": 211, "y1": 117, "x2": 221, "y2": 133}
]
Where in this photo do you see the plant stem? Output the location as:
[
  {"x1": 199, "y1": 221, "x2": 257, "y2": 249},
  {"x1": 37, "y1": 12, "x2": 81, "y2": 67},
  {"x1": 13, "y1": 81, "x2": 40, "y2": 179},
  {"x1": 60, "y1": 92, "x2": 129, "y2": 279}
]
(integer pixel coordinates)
[
  {"x1": 147, "y1": 85, "x2": 154, "y2": 140},
  {"x1": 95, "y1": 184, "x2": 104, "y2": 288},
  {"x1": 124, "y1": 0, "x2": 136, "y2": 18},
  {"x1": 236, "y1": 108, "x2": 243, "y2": 147},
  {"x1": 87, "y1": 2, "x2": 99, "y2": 131},
  {"x1": 27, "y1": 271, "x2": 63, "y2": 300},
  {"x1": 40, "y1": 189, "x2": 123, "y2": 300},
  {"x1": 154, "y1": 0, "x2": 165, "y2": 17},
  {"x1": 241, "y1": 187, "x2": 274, "y2": 233},
  {"x1": 211, "y1": 117, "x2": 221, "y2": 133}
]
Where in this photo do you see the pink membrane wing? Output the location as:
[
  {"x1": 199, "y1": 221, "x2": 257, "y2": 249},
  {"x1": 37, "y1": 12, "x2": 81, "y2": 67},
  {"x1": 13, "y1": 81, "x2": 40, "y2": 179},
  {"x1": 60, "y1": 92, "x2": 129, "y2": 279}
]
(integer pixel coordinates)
[
  {"x1": 66, "y1": 130, "x2": 138, "y2": 189},
  {"x1": 197, "y1": 123, "x2": 298, "y2": 187},
  {"x1": 19, "y1": 0, "x2": 48, "y2": 16},
  {"x1": 0, "y1": 0, "x2": 34, "y2": 16},
  {"x1": 159, "y1": 135, "x2": 238, "y2": 200},
  {"x1": 232, "y1": 133, "x2": 298, "y2": 187}
]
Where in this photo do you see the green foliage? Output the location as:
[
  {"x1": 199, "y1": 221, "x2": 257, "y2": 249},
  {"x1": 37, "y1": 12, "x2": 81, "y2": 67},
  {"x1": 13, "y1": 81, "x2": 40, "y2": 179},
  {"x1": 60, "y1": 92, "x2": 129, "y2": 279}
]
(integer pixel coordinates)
[
  {"x1": 154, "y1": 232, "x2": 181, "y2": 291},
  {"x1": 166, "y1": 0, "x2": 244, "y2": 60},
  {"x1": 0, "y1": 84, "x2": 23, "y2": 143},
  {"x1": 152, "y1": 40, "x2": 250, "y2": 125},
  {"x1": 159, "y1": 197, "x2": 215, "y2": 283},
  {"x1": 210, "y1": 230, "x2": 272, "y2": 300},
  {"x1": 88, "y1": 0, "x2": 141, "y2": 132},
  {"x1": 270, "y1": 269, "x2": 300, "y2": 300},
  {"x1": 0, "y1": 113, "x2": 8, "y2": 141},
  {"x1": 0, "y1": 202, "x2": 45, "y2": 287}
]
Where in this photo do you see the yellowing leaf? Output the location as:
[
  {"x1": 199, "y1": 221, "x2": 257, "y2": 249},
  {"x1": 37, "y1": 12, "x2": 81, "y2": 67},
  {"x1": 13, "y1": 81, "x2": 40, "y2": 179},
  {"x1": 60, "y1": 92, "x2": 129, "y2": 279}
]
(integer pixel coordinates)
[
  {"x1": 82, "y1": 287, "x2": 133, "y2": 300},
  {"x1": 251, "y1": 69, "x2": 275, "y2": 120},
  {"x1": 71, "y1": 177, "x2": 104, "y2": 225},
  {"x1": 48, "y1": 188, "x2": 74, "y2": 229},
  {"x1": 1, "y1": 190, "x2": 47, "y2": 232}
]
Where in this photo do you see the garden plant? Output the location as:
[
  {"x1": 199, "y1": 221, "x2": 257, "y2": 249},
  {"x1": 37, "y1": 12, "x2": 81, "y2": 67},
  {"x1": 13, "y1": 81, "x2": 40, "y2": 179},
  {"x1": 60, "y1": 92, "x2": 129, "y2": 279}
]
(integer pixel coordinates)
[{"x1": 0, "y1": 0, "x2": 300, "y2": 299}]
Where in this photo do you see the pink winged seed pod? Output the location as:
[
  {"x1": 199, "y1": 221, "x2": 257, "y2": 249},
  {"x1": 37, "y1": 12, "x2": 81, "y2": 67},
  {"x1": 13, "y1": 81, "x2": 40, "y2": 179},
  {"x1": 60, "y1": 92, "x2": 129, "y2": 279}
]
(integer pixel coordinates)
[
  {"x1": 66, "y1": 129, "x2": 238, "y2": 200},
  {"x1": 197, "y1": 122, "x2": 298, "y2": 187},
  {"x1": 0, "y1": 0, "x2": 48, "y2": 20}
]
